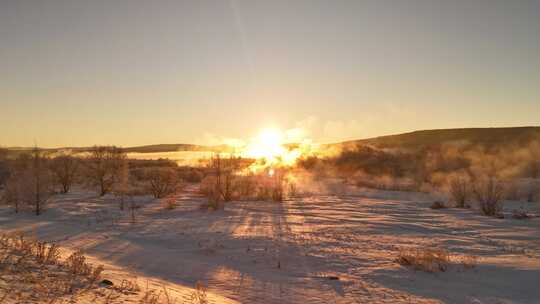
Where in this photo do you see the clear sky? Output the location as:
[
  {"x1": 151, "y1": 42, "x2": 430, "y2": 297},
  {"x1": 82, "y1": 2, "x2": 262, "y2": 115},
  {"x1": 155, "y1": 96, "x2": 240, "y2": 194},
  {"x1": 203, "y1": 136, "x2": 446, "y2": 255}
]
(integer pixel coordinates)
[{"x1": 1, "y1": 0, "x2": 539, "y2": 147}]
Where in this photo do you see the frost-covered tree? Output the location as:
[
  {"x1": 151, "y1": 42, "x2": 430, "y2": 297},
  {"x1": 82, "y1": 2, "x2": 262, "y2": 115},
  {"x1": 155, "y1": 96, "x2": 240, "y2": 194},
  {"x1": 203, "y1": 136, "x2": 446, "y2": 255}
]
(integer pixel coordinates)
[
  {"x1": 50, "y1": 154, "x2": 79, "y2": 193},
  {"x1": 85, "y1": 146, "x2": 126, "y2": 196},
  {"x1": 145, "y1": 167, "x2": 179, "y2": 199},
  {"x1": 3, "y1": 148, "x2": 53, "y2": 215}
]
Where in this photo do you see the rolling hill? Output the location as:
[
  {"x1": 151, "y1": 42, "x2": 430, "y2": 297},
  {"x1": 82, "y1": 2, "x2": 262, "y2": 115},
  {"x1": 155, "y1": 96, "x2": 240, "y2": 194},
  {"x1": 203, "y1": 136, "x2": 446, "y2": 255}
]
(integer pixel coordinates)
[
  {"x1": 4, "y1": 126, "x2": 540, "y2": 156},
  {"x1": 335, "y1": 126, "x2": 540, "y2": 151}
]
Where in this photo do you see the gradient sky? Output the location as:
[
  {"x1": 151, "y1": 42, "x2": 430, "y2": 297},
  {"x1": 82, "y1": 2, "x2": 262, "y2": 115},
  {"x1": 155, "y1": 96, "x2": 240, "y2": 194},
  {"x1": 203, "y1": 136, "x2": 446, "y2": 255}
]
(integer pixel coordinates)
[{"x1": 1, "y1": 0, "x2": 539, "y2": 147}]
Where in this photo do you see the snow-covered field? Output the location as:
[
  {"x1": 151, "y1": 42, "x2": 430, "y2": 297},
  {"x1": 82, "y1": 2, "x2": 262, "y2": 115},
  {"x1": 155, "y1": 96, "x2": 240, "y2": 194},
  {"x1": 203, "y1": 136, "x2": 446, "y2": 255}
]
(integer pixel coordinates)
[{"x1": 1, "y1": 185, "x2": 539, "y2": 304}]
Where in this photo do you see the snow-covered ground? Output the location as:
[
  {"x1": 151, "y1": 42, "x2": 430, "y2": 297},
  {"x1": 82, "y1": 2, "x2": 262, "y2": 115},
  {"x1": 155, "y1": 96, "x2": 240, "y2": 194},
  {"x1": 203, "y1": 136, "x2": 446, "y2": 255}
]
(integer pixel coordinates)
[{"x1": 0, "y1": 185, "x2": 539, "y2": 304}]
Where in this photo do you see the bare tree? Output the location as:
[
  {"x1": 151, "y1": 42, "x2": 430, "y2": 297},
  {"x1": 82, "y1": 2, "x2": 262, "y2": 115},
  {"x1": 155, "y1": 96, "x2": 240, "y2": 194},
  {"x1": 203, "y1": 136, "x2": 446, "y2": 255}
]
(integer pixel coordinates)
[
  {"x1": 209, "y1": 153, "x2": 239, "y2": 203},
  {"x1": 85, "y1": 146, "x2": 126, "y2": 196},
  {"x1": 0, "y1": 147, "x2": 9, "y2": 187},
  {"x1": 49, "y1": 154, "x2": 79, "y2": 194},
  {"x1": 221, "y1": 155, "x2": 239, "y2": 202},
  {"x1": 4, "y1": 148, "x2": 54, "y2": 215},
  {"x1": 31, "y1": 148, "x2": 53, "y2": 215},
  {"x1": 85, "y1": 146, "x2": 109, "y2": 196},
  {"x1": 2, "y1": 153, "x2": 29, "y2": 212},
  {"x1": 2, "y1": 175, "x2": 21, "y2": 213},
  {"x1": 145, "y1": 168, "x2": 179, "y2": 199},
  {"x1": 113, "y1": 158, "x2": 129, "y2": 210},
  {"x1": 211, "y1": 153, "x2": 223, "y2": 203}
]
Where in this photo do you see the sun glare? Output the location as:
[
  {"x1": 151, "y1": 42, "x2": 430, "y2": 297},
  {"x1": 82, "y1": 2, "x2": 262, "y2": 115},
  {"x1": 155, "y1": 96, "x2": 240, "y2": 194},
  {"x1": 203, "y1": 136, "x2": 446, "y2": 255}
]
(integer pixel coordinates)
[
  {"x1": 240, "y1": 128, "x2": 294, "y2": 168},
  {"x1": 239, "y1": 127, "x2": 317, "y2": 172},
  {"x1": 259, "y1": 128, "x2": 282, "y2": 149},
  {"x1": 242, "y1": 128, "x2": 285, "y2": 162}
]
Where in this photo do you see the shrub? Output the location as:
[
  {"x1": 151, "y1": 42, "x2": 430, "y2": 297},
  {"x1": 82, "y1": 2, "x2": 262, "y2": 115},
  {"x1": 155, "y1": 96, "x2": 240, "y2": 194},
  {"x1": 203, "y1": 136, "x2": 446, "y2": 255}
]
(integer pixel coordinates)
[
  {"x1": 235, "y1": 175, "x2": 256, "y2": 199},
  {"x1": 473, "y1": 176, "x2": 505, "y2": 216},
  {"x1": 288, "y1": 182, "x2": 297, "y2": 197},
  {"x1": 198, "y1": 175, "x2": 216, "y2": 196},
  {"x1": 89, "y1": 265, "x2": 104, "y2": 285},
  {"x1": 449, "y1": 175, "x2": 470, "y2": 208},
  {"x1": 271, "y1": 171, "x2": 286, "y2": 202},
  {"x1": 210, "y1": 154, "x2": 239, "y2": 202},
  {"x1": 65, "y1": 250, "x2": 92, "y2": 275},
  {"x1": 430, "y1": 201, "x2": 446, "y2": 209},
  {"x1": 145, "y1": 168, "x2": 180, "y2": 198},
  {"x1": 177, "y1": 166, "x2": 204, "y2": 183},
  {"x1": 255, "y1": 184, "x2": 272, "y2": 201},
  {"x1": 201, "y1": 196, "x2": 224, "y2": 211},
  {"x1": 34, "y1": 242, "x2": 60, "y2": 265}
]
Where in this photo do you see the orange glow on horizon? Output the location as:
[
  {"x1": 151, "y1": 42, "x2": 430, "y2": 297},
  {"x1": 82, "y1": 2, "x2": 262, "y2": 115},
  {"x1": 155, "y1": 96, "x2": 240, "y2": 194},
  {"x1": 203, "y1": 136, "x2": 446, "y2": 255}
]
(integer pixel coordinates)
[{"x1": 240, "y1": 128, "x2": 316, "y2": 172}]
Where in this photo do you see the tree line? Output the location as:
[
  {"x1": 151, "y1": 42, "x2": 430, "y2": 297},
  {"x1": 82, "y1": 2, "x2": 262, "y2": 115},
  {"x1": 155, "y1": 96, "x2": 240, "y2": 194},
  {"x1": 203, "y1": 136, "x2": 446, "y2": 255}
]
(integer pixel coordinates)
[{"x1": 0, "y1": 146, "x2": 186, "y2": 215}]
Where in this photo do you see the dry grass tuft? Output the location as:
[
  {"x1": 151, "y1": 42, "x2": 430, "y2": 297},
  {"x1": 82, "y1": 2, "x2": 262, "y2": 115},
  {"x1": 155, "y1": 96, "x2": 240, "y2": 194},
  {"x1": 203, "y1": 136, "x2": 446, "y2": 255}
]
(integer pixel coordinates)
[
  {"x1": 140, "y1": 280, "x2": 163, "y2": 304},
  {"x1": 117, "y1": 278, "x2": 141, "y2": 294},
  {"x1": 65, "y1": 250, "x2": 92, "y2": 276},
  {"x1": 0, "y1": 232, "x2": 107, "y2": 303},
  {"x1": 396, "y1": 247, "x2": 451, "y2": 272},
  {"x1": 396, "y1": 246, "x2": 479, "y2": 272},
  {"x1": 161, "y1": 285, "x2": 176, "y2": 304},
  {"x1": 35, "y1": 241, "x2": 61, "y2": 265},
  {"x1": 190, "y1": 281, "x2": 208, "y2": 304},
  {"x1": 0, "y1": 232, "x2": 212, "y2": 303},
  {"x1": 458, "y1": 254, "x2": 478, "y2": 269}
]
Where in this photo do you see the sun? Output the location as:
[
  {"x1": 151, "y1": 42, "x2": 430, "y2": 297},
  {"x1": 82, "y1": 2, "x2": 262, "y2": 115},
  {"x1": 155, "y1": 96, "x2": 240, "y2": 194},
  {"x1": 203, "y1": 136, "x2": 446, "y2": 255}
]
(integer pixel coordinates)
[
  {"x1": 242, "y1": 128, "x2": 286, "y2": 162},
  {"x1": 258, "y1": 128, "x2": 283, "y2": 152},
  {"x1": 240, "y1": 127, "x2": 311, "y2": 172}
]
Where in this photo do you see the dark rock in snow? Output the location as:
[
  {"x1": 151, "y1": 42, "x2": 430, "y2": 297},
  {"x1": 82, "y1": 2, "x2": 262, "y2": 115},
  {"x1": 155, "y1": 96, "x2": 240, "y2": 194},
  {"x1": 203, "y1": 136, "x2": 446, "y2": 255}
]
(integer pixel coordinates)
[{"x1": 100, "y1": 279, "x2": 114, "y2": 287}]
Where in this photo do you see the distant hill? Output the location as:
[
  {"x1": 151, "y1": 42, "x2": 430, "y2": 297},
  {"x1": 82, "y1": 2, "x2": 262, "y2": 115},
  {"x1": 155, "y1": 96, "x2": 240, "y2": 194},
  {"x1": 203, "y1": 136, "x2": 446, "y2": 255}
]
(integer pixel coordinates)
[
  {"x1": 335, "y1": 126, "x2": 540, "y2": 151},
  {"x1": 122, "y1": 144, "x2": 233, "y2": 153},
  {"x1": 5, "y1": 126, "x2": 540, "y2": 157},
  {"x1": 3, "y1": 143, "x2": 233, "y2": 157}
]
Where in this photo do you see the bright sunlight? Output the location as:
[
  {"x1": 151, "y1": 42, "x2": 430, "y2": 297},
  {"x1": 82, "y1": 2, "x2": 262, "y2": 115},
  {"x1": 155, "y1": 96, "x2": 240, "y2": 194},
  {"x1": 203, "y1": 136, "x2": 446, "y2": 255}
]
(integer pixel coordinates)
[{"x1": 241, "y1": 128, "x2": 305, "y2": 169}]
